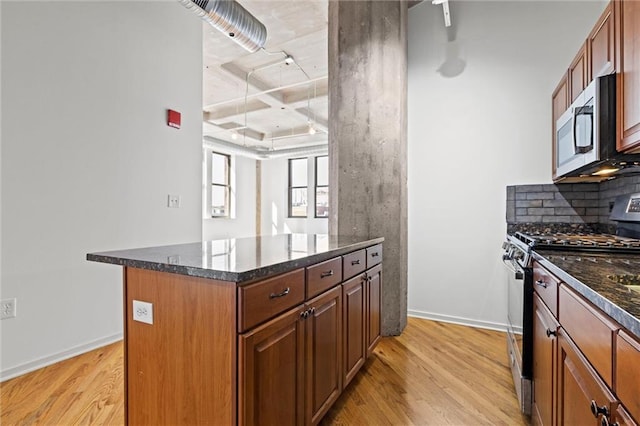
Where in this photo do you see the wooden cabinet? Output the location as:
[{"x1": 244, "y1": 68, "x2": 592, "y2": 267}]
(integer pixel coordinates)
[
  {"x1": 589, "y1": 2, "x2": 616, "y2": 78},
  {"x1": 552, "y1": 76, "x2": 569, "y2": 180},
  {"x1": 532, "y1": 262, "x2": 639, "y2": 426},
  {"x1": 569, "y1": 42, "x2": 590, "y2": 103},
  {"x1": 366, "y1": 263, "x2": 382, "y2": 356},
  {"x1": 532, "y1": 294, "x2": 559, "y2": 426},
  {"x1": 533, "y1": 261, "x2": 560, "y2": 317},
  {"x1": 616, "y1": 0, "x2": 640, "y2": 152},
  {"x1": 239, "y1": 305, "x2": 306, "y2": 426},
  {"x1": 616, "y1": 331, "x2": 640, "y2": 422},
  {"x1": 121, "y1": 243, "x2": 382, "y2": 426},
  {"x1": 342, "y1": 274, "x2": 366, "y2": 387},
  {"x1": 557, "y1": 327, "x2": 618, "y2": 426},
  {"x1": 611, "y1": 404, "x2": 639, "y2": 426},
  {"x1": 305, "y1": 286, "x2": 343, "y2": 425},
  {"x1": 559, "y1": 284, "x2": 618, "y2": 387}
]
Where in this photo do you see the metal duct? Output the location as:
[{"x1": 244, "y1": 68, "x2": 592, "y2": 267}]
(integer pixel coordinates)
[
  {"x1": 203, "y1": 136, "x2": 328, "y2": 160},
  {"x1": 178, "y1": 0, "x2": 267, "y2": 52}
]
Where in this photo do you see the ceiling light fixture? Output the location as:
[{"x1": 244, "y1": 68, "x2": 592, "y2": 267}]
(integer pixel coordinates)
[
  {"x1": 432, "y1": 0, "x2": 451, "y2": 27},
  {"x1": 178, "y1": 0, "x2": 267, "y2": 52}
]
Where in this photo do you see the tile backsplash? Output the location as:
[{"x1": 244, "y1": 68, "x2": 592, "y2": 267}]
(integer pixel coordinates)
[{"x1": 507, "y1": 175, "x2": 640, "y2": 233}]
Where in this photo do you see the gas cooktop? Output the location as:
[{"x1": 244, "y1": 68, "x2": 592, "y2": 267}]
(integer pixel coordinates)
[{"x1": 514, "y1": 231, "x2": 640, "y2": 253}]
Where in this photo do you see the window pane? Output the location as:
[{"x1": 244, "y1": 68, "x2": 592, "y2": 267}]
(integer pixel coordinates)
[
  {"x1": 316, "y1": 187, "x2": 329, "y2": 217},
  {"x1": 212, "y1": 185, "x2": 228, "y2": 216},
  {"x1": 316, "y1": 156, "x2": 328, "y2": 186},
  {"x1": 290, "y1": 188, "x2": 307, "y2": 217},
  {"x1": 212, "y1": 152, "x2": 228, "y2": 185},
  {"x1": 290, "y1": 158, "x2": 308, "y2": 187}
]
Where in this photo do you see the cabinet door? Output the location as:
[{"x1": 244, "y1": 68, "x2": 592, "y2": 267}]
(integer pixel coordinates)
[
  {"x1": 239, "y1": 305, "x2": 305, "y2": 426},
  {"x1": 616, "y1": 331, "x2": 640, "y2": 422},
  {"x1": 533, "y1": 294, "x2": 559, "y2": 426},
  {"x1": 552, "y1": 75, "x2": 569, "y2": 181},
  {"x1": 616, "y1": 0, "x2": 640, "y2": 152},
  {"x1": 589, "y1": 2, "x2": 615, "y2": 78},
  {"x1": 366, "y1": 264, "x2": 382, "y2": 356},
  {"x1": 306, "y1": 285, "x2": 342, "y2": 425},
  {"x1": 342, "y1": 274, "x2": 366, "y2": 387},
  {"x1": 569, "y1": 42, "x2": 589, "y2": 103},
  {"x1": 611, "y1": 404, "x2": 639, "y2": 426},
  {"x1": 557, "y1": 328, "x2": 617, "y2": 426}
]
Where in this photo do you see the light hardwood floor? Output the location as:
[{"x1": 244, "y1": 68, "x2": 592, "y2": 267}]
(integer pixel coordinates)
[{"x1": 1, "y1": 317, "x2": 528, "y2": 425}]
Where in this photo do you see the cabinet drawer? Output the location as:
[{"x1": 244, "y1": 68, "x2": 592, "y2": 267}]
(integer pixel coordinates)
[
  {"x1": 307, "y1": 257, "x2": 342, "y2": 299},
  {"x1": 616, "y1": 330, "x2": 640, "y2": 422},
  {"x1": 533, "y1": 262, "x2": 559, "y2": 317},
  {"x1": 559, "y1": 284, "x2": 618, "y2": 386},
  {"x1": 238, "y1": 269, "x2": 305, "y2": 333},
  {"x1": 343, "y1": 250, "x2": 366, "y2": 280},
  {"x1": 366, "y1": 244, "x2": 383, "y2": 269}
]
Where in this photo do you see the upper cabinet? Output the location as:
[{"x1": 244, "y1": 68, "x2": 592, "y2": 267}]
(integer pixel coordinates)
[
  {"x1": 589, "y1": 2, "x2": 616, "y2": 78},
  {"x1": 551, "y1": 75, "x2": 569, "y2": 181},
  {"x1": 616, "y1": 0, "x2": 640, "y2": 152},
  {"x1": 569, "y1": 42, "x2": 589, "y2": 103}
]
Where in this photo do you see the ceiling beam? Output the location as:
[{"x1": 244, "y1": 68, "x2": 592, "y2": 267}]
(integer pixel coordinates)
[
  {"x1": 203, "y1": 100, "x2": 270, "y2": 121},
  {"x1": 215, "y1": 62, "x2": 328, "y2": 133}
]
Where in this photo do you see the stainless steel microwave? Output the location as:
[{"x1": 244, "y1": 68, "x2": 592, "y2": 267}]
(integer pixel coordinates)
[{"x1": 555, "y1": 74, "x2": 617, "y2": 178}]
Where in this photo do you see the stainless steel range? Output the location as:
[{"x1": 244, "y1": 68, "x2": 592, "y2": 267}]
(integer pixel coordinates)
[{"x1": 501, "y1": 192, "x2": 640, "y2": 415}]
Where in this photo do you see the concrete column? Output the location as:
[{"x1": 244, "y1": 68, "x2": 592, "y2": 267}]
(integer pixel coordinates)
[{"x1": 328, "y1": 0, "x2": 408, "y2": 335}]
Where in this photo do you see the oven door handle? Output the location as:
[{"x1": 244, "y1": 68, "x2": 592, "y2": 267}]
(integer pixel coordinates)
[{"x1": 502, "y1": 257, "x2": 524, "y2": 280}]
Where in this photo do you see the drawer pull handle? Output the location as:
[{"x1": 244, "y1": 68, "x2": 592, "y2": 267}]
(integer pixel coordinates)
[
  {"x1": 535, "y1": 279, "x2": 548, "y2": 288},
  {"x1": 590, "y1": 400, "x2": 609, "y2": 418},
  {"x1": 269, "y1": 287, "x2": 290, "y2": 299},
  {"x1": 351, "y1": 259, "x2": 361, "y2": 265},
  {"x1": 320, "y1": 270, "x2": 334, "y2": 278},
  {"x1": 546, "y1": 329, "x2": 557, "y2": 338},
  {"x1": 371, "y1": 252, "x2": 379, "y2": 257}
]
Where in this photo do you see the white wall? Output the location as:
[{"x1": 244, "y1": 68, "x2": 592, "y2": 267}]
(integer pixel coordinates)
[
  {"x1": 203, "y1": 153, "x2": 258, "y2": 239},
  {"x1": 1, "y1": 1, "x2": 202, "y2": 380},
  {"x1": 407, "y1": 1, "x2": 606, "y2": 329},
  {"x1": 261, "y1": 157, "x2": 328, "y2": 235}
]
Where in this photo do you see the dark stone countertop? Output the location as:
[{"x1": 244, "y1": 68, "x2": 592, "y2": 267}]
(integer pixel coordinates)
[
  {"x1": 87, "y1": 234, "x2": 384, "y2": 284},
  {"x1": 532, "y1": 250, "x2": 640, "y2": 340}
]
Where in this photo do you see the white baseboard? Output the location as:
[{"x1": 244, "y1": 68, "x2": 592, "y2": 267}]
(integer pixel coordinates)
[
  {"x1": 0, "y1": 333, "x2": 123, "y2": 382},
  {"x1": 408, "y1": 309, "x2": 509, "y2": 333}
]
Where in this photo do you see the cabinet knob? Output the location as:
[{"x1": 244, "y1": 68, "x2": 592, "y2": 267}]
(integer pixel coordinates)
[
  {"x1": 546, "y1": 329, "x2": 557, "y2": 338},
  {"x1": 371, "y1": 252, "x2": 379, "y2": 257},
  {"x1": 351, "y1": 259, "x2": 361, "y2": 265},
  {"x1": 590, "y1": 400, "x2": 609, "y2": 418},
  {"x1": 601, "y1": 415, "x2": 611, "y2": 426},
  {"x1": 535, "y1": 279, "x2": 548, "y2": 288}
]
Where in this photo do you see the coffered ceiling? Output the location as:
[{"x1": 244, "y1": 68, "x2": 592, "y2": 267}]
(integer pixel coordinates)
[{"x1": 201, "y1": 1, "x2": 329, "y2": 151}]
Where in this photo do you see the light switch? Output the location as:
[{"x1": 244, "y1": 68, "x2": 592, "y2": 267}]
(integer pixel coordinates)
[{"x1": 133, "y1": 300, "x2": 153, "y2": 325}]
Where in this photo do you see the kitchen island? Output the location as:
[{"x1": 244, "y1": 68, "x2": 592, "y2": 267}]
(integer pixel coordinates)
[{"x1": 87, "y1": 234, "x2": 384, "y2": 426}]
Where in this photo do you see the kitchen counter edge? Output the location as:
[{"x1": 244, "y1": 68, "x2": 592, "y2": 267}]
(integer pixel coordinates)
[{"x1": 87, "y1": 236, "x2": 384, "y2": 284}]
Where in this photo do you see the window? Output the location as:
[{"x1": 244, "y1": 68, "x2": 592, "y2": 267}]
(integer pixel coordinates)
[
  {"x1": 211, "y1": 151, "x2": 230, "y2": 217},
  {"x1": 288, "y1": 158, "x2": 308, "y2": 217},
  {"x1": 315, "y1": 156, "x2": 329, "y2": 217}
]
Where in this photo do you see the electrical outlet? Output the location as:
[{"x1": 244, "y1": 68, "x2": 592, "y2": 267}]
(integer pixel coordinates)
[
  {"x1": 1, "y1": 298, "x2": 17, "y2": 320},
  {"x1": 168, "y1": 194, "x2": 181, "y2": 208},
  {"x1": 132, "y1": 300, "x2": 153, "y2": 325}
]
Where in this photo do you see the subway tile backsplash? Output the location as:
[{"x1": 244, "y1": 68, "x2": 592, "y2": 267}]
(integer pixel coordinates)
[{"x1": 506, "y1": 176, "x2": 640, "y2": 234}]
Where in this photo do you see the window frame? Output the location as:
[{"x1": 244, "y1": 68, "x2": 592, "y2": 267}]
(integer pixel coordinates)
[
  {"x1": 314, "y1": 155, "x2": 329, "y2": 218},
  {"x1": 211, "y1": 151, "x2": 231, "y2": 218},
  {"x1": 288, "y1": 157, "x2": 308, "y2": 218}
]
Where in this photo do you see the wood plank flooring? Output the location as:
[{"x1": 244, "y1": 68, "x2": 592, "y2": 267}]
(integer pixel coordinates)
[{"x1": 1, "y1": 317, "x2": 528, "y2": 425}]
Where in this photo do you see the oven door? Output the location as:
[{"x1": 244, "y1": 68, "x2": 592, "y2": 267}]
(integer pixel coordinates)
[{"x1": 503, "y1": 254, "x2": 533, "y2": 415}]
